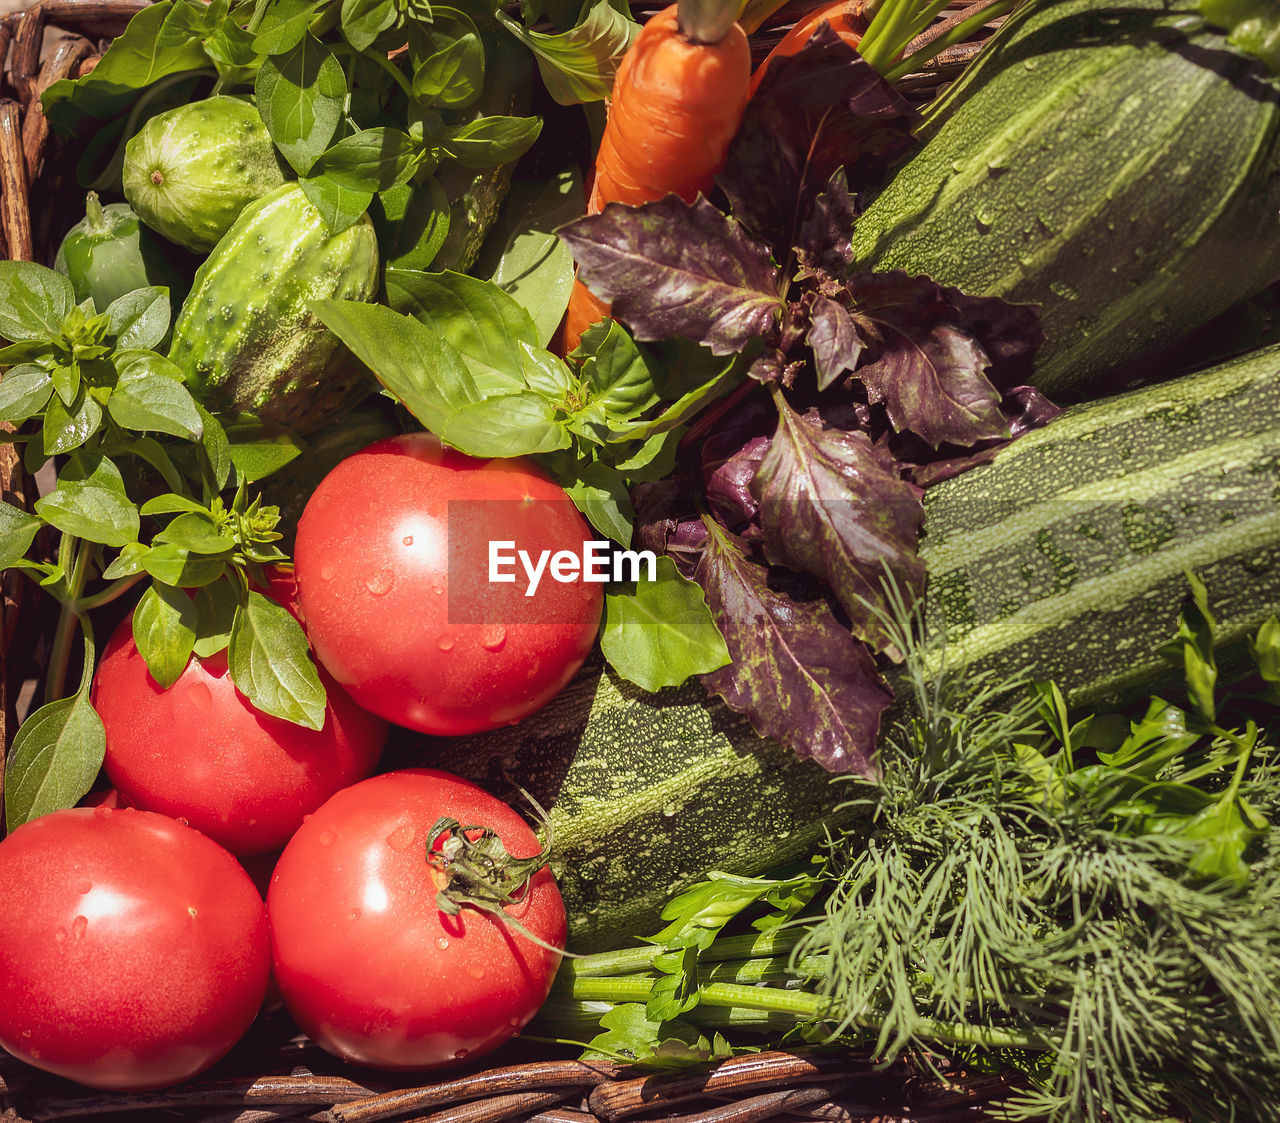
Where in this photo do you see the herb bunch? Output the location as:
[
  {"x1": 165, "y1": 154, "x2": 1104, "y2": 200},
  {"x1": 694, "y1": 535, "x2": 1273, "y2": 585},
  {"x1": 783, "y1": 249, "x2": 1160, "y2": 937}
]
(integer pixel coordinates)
[{"x1": 535, "y1": 576, "x2": 1280, "y2": 1123}]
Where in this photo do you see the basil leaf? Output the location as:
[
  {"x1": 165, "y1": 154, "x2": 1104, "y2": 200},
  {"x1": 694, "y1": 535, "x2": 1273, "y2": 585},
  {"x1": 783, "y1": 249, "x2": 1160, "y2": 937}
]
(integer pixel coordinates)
[
  {"x1": 409, "y1": 7, "x2": 484, "y2": 107},
  {"x1": 340, "y1": 0, "x2": 398, "y2": 51},
  {"x1": 254, "y1": 0, "x2": 324, "y2": 55},
  {"x1": 109, "y1": 351, "x2": 204, "y2": 439},
  {"x1": 385, "y1": 268, "x2": 538, "y2": 393},
  {"x1": 0, "y1": 364, "x2": 54, "y2": 422},
  {"x1": 439, "y1": 391, "x2": 571, "y2": 458},
  {"x1": 477, "y1": 170, "x2": 582, "y2": 347},
  {"x1": 41, "y1": 389, "x2": 103, "y2": 456},
  {"x1": 440, "y1": 114, "x2": 542, "y2": 168},
  {"x1": 312, "y1": 299, "x2": 480, "y2": 432},
  {"x1": 197, "y1": 403, "x2": 233, "y2": 490},
  {"x1": 256, "y1": 35, "x2": 346, "y2": 175},
  {"x1": 140, "y1": 543, "x2": 228, "y2": 587},
  {"x1": 373, "y1": 177, "x2": 451, "y2": 271},
  {"x1": 229, "y1": 590, "x2": 327, "y2": 729},
  {"x1": 104, "y1": 286, "x2": 171, "y2": 349},
  {"x1": 152, "y1": 510, "x2": 234, "y2": 554},
  {"x1": 312, "y1": 128, "x2": 421, "y2": 192},
  {"x1": 194, "y1": 578, "x2": 241, "y2": 658},
  {"x1": 581, "y1": 320, "x2": 661, "y2": 419},
  {"x1": 35, "y1": 454, "x2": 139, "y2": 548},
  {"x1": 563, "y1": 461, "x2": 634, "y2": 545},
  {"x1": 4, "y1": 678, "x2": 105, "y2": 831},
  {"x1": 0, "y1": 501, "x2": 42, "y2": 569},
  {"x1": 497, "y1": 0, "x2": 637, "y2": 105},
  {"x1": 133, "y1": 582, "x2": 198, "y2": 688},
  {"x1": 608, "y1": 356, "x2": 741, "y2": 443},
  {"x1": 141, "y1": 493, "x2": 212, "y2": 517},
  {"x1": 300, "y1": 173, "x2": 375, "y2": 234}
]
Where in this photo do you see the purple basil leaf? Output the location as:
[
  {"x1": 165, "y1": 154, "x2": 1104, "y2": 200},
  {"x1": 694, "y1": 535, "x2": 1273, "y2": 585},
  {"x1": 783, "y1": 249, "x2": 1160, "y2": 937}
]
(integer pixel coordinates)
[
  {"x1": 945, "y1": 289, "x2": 1045, "y2": 390},
  {"x1": 695, "y1": 520, "x2": 889, "y2": 776},
  {"x1": 558, "y1": 195, "x2": 785, "y2": 355},
  {"x1": 720, "y1": 25, "x2": 919, "y2": 254},
  {"x1": 750, "y1": 397, "x2": 924, "y2": 653},
  {"x1": 747, "y1": 347, "x2": 790, "y2": 384},
  {"x1": 907, "y1": 446, "x2": 1003, "y2": 488},
  {"x1": 848, "y1": 271, "x2": 1011, "y2": 448},
  {"x1": 796, "y1": 167, "x2": 860, "y2": 279},
  {"x1": 633, "y1": 477, "x2": 707, "y2": 576},
  {"x1": 1004, "y1": 384, "x2": 1063, "y2": 435},
  {"x1": 807, "y1": 294, "x2": 864, "y2": 390},
  {"x1": 705, "y1": 434, "x2": 771, "y2": 536}
]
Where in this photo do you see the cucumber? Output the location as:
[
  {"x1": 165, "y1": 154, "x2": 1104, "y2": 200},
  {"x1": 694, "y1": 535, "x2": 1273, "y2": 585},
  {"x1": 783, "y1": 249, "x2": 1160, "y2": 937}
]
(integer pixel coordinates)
[
  {"x1": 409, "y1": 658, "x2": 848, "y2": 953},
  {"x1": 848, "y1": 0, "x2": 1280, "y2": 400},
  {"x1": 918, "y1": 342, "x2": 1280, "y2": 705},
  {"x1": 168, "y1": 183, "x2": 379, "y2": 436},
  {"x1": 123, "y1": 96, "x2": 288, "y2": 253}
]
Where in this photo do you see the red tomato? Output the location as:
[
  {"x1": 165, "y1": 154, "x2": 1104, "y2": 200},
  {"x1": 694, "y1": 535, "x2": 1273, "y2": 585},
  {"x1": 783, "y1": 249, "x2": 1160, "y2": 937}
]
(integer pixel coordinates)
[
  {"x1": 267, "y1": 769, "x2": 566, "y2": 1070},
  {"x1": 292, "y1": 432, "x2": 603, "y2": 736},
  {"x1": 92, "y1": 576, "x2": 387, "y2": 856},
  {"x1": 0, "y1": 806, "x2": 270, "y2": 1090}
]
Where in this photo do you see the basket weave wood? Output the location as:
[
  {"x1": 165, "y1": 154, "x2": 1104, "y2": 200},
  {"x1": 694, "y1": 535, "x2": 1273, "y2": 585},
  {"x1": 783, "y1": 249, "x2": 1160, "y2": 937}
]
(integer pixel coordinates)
[{"x1": 0, "y1": 3, "x2": 1014, "y2": 1121}]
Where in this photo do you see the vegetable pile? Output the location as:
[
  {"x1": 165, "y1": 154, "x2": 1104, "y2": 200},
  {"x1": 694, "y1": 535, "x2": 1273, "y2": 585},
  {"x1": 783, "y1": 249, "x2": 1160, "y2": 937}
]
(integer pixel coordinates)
[{"x1": 0, "y1": 0, "x2": 1279, "y2": 1115}]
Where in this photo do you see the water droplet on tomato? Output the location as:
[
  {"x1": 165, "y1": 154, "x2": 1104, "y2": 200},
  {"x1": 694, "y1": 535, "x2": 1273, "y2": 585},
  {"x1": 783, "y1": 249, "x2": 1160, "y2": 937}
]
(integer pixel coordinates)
[
  {"x1": 432, "y1": 584, "x2": 444, "y2": 596},
  {"x1": 76, "y1": 880, "x2": 92, "y2": 894},
  {"x1": 468, "y1": 965, "x2": 485, "y2": 980},
  {"x1": 177, "y1": 817, "x2": 189, "y2": 827},
  {"x1": 509, "y1": 1016, "x2": 520, "y2": 1028},
  {"x1": 435, "y1": 935, "x2": 449, "y2": 951},
  {"x1": 347, "y1": 909, "x2": 361, "y2": 921},
  {"x1": 402, "y1": 535, "x2": 414, "y2": 547},
  {"x1": 93, "y1": 805, "x2": 112, "y2": 819},
  {"x1": 386, "y1": 824, "x2": 414, "y2": 851},
  {"x1": 319, "y1": 830, "x2": 337, "y2": 847},
  {"x1": 320, "y1": 563, "x2": 337, "y2": 581},
  {"x1": 71, "y1": 916, "x2": 87, "y2": 940},
  {"x1": 454, "y1": 1049, "x2": 469, "y2": 1061},
  {"x1": 54, "y1": 928, "x2": 67, "y2": 943},
  {"x1": 188, "y1": 680, "x2": 213, "y2": 714},
  {"x1": 437, "y1": 634, "x2": 455, "y2": 652},
  {"x1": 478, "y1": 625, "x2": 506, "y2": 652},
  {"x1": 367, "y1": 569, "x2": 394, "y2": 596},
  {"x1": 188, "y1": 907, "x2": 198, "y2": 919}
]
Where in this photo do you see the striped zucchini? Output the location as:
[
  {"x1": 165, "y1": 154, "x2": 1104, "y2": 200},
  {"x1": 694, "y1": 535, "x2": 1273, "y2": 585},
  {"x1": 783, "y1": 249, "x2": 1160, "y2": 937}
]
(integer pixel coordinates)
[
  {"x1": 918, "y1": 342, "x2": 1280, "y2": 704},
  {"x1": 848, "y1": 0, "x2": 1280, "y2": 400},
  {"x1": 418, "y1": 658, "x2": 847, "y2": 952}
]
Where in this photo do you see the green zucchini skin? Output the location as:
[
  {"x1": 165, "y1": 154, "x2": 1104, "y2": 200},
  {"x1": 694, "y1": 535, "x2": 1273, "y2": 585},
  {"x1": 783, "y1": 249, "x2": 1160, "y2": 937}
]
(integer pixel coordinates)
[
  {"x1": 168, "y1": 183, "x2": 379, "y2": 436},
  {"x1": 918, "y1": 342, "x2": 1280, "y2": 706},
  {"x1": 419, "y1": 659, "x2": 847, "y2": 952},
  {"x1": 848, "y1": 0, "x2": 1280, "y2": 400}
]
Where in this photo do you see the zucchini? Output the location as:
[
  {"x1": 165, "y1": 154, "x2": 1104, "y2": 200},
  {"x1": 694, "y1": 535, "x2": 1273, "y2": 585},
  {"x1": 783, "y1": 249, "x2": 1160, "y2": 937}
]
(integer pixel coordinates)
[
  {"x1": 848, "y1": 0, "x2": 1280, "y2": 400},
  {"x1": 412, "y1": 658, "x2": 848, "y2": 952},
  {"x1": 918, "y1": 342, "x2": 1280, "y2": 705},
  {"x1": 169, "y1": 183, "x2": 379, "y2": 435}
]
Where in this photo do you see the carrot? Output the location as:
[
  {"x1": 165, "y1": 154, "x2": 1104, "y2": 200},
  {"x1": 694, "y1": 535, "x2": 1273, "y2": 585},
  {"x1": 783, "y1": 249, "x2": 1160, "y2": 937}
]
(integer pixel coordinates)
[
  {"x1": 555, "y1": 0, "x2": 752, "y2": 355},
  {"x1": 747, "y1": 0, "x2": 869, "y2": 97}
]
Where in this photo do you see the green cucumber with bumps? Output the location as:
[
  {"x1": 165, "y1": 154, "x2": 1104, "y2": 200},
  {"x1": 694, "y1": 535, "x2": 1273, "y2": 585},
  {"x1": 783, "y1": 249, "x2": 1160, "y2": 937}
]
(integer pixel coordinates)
[
  {"x1": 848, "y1": 0, "x2": 1280, "y2": 400},
  {"x1": 169, "y1": 183, "x2": 379, "y2": 436},
  {"x1": 917, "y1": 342, "x2": 1280, "y2": 706}
]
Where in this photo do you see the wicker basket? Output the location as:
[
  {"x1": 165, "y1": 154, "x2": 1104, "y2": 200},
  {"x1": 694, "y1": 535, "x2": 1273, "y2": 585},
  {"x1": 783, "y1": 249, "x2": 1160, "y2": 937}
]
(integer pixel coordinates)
[{"x1": 0, "y1": 3, "x2": 1016, "y2": 1120}]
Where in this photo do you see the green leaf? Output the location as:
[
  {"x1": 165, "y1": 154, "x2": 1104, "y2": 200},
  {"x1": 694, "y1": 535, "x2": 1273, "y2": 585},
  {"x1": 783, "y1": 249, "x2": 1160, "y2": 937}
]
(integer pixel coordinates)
[
  {"x1": 132, "y1": 582, "x2": 198, "y2": 688},
  {"x1": 600, "y1": 556, "x2": 730, "y2": 691},
  {"x1": 409, "y1": 7, "x2": 485, "y2": 107},
  {"x1": 140, "y1": 543, "x2": 228, "y2": 587},
  {"x1": 223, "y1": 417, "x2": 306, "y2": 482},
  {"x1": 4, "y1": 640, "x2": 105, "y2": 832},
  {"x1": 373, "y1": 178, "x2": 452, "y2": 271},
  {"x1": 152, "y1": 510, "x2": 234, "y2": 555},
  {"x1": 608, "y1": 356, "x2": 741, "y2": 442},
  {"x1": 440, "y1": 114, "x2": 543, "y2": 168},
  {"x1": 34, "y1": 454, "x2": 139, "y2": 548},
  {"x1": 1250, "y1": 615, "x2": 1280, "y2": 698},
  {"x1": 255, "y1": 0, "x2": 324, "y2": 55},
  {"x1": 440, "y1": 392, "x2": 572, "y2": 457},
  {"x1": 1199, "y1": 0, "x2": 1280, "y2": 72},
  {"x1": 384, "y1": 268, "x2": 539, "y2": 393},
  {"x1": 563, "y1": 461, "x2": 633, "y2": 544},
  {"x1": 193, "y1": 578, "x2": 241, "y2": 658},
  {"x1": 341, "y1": 0, "x2": 398, "y2": 51},
  {"x1": 582, "y1": 320, "x2": 661, "y2": 419},
  {"x1": 300, "y1": 173, "x2": 375, "y2": 233},
  {"x1": 49, "y1": 358, "x2": 80, "y2": 407},
  {"x1": 1160, "y1": 572, "x2": 1218, "y2": 725},
  {"x1": 0, "y1": 501, "x2": 42, "y2": 569},
  {"x1": 313, "y1": 128, "x2": 422, "y2": 192},
  {"x1": 311, "y1": 298, "x2": 480, "y2": 432},
  {"x1": 0, "y1": 364, "x2": 54, "y2": 422},
  {"x1": 108, "y1": 351, "x2": 204, "y2": 439},
  {"x1": 256, "y1": 35, "x2": 347, "y2": 175},
  {"x1": 497, "y1": 0, "x2": 637, "y2": 105},
  {"x1": 229, "y1": 590, "x2": 327, "y2": 728},
  {"x1": 477, "y1": 169, "x2": 582, "y2": 348},
  {"x1": 41, "y1": 385, "x2": 102, "y2": 455},
  {"x1": 101, "y1": 541, "x2": 149, "y2": 579},
  {"x1": 197, "y1": 404, "x2": 233, "y2": 491},
  {"x1": 104, "y1": 286, "x2": 171, "y2": 349}
]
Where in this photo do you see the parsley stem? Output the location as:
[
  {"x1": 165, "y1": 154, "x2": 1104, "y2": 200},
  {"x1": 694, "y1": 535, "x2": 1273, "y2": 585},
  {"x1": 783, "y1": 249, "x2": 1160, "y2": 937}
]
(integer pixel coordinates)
[{"x1": 566, "y1": 928, "x2": 808, "y2": 977}]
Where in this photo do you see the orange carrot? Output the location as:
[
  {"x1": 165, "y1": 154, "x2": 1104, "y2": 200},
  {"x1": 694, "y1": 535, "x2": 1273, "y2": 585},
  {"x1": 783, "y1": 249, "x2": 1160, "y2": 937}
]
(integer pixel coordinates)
[
  {"x1": 747, "y1": 0, "x2": 869, "y2": 97},
  {"x1": 555, "y1": 0, "x2": 752, "y2": 355}
]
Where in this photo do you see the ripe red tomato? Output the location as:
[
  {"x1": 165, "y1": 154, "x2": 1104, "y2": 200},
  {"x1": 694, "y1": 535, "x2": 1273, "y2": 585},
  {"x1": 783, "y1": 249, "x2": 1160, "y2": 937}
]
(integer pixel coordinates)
[
  {"x1": 0, "y1": 806, "x2": 271, "y2": 1090},
  {"x1": 292, "y1": 432, "x2": 603, "y2": 735},
  {"x1": 92, "y1": 574, "x2": 387, "y2": 856},
  {"x1": 267, "y1": 769, "x2": 566, "y2": 1070}
]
